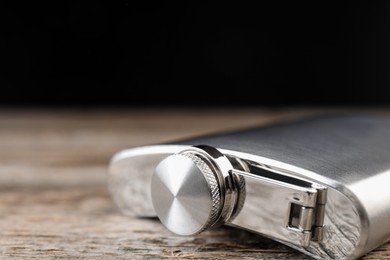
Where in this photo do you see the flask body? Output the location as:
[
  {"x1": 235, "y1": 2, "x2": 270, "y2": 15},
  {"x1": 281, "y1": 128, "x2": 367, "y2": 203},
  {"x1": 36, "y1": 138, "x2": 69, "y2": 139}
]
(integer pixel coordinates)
[{"x1": 108, "y1": 114, "x2": 390, "y2": 259}]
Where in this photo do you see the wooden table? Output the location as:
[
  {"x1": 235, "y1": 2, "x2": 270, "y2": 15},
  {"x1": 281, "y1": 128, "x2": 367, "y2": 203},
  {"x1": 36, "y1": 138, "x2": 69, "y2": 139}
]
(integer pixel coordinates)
[{"x1": 0, "y1": 107, "x2": 389, "y2": 259}]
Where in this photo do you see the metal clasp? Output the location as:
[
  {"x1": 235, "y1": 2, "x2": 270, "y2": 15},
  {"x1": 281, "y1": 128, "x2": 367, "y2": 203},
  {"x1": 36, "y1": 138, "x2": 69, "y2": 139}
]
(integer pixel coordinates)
[
  {"x1": 229, "y1": 161, "x2": 327, "y2": 247},
  {"x1": 286, "y1": 183, "x2": 327, "y2": 246}
]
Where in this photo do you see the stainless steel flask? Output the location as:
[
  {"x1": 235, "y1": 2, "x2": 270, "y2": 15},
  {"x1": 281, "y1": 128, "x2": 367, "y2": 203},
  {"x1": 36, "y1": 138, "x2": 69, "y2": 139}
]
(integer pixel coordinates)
[{"x1": 107, "y1": 113, "x2": 390, "y2": 259}]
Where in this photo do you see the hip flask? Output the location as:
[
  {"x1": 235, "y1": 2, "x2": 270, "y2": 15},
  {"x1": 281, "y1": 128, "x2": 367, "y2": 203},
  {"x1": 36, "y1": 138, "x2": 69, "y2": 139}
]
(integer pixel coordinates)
[{"x1": 108, "y1": 113, "x2": 390, "y2": 259}]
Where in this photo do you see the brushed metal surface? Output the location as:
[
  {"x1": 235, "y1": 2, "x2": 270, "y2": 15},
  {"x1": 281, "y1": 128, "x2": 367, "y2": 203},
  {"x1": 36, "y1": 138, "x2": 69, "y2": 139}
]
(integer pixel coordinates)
[
  {"x1": 177, "y1": 113, "x2": 390, "y2": 185},
  {"x1": 151, "y1": 153, "x2": 221, "y2": 236},
  {"x1": 108, "y1": 113, "x2": 390, "y2": 259},
  {"x1": 175, "y1": 113, "x2": 390, "y2": 257}
]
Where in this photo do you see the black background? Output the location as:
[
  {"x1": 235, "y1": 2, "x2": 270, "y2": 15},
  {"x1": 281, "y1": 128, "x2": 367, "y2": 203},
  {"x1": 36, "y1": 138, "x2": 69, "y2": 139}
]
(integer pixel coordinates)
[{"x1": 0, "y1": 1, "x2": 389, "y2": 107}]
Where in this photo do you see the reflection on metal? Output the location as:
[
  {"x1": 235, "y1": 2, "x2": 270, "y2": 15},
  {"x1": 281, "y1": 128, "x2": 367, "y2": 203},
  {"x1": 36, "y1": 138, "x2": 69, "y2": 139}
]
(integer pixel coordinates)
[
  {"x1": 108, "y1": 114, "x2": 390, "y2": 259},
  {"x1": 230, "y1": 168, "x2": 325, "y2": 247},
  {"x1": 108, "y1": 145, "x2": 184, "y2": 217},
  {"x1": 108, "y1": 145, "x2": 361, "y2": 259}
]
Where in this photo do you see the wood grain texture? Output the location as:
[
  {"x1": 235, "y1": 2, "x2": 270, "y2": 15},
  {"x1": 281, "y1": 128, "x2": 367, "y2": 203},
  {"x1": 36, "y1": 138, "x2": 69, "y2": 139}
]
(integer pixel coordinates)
[{"x1": 0, "y1": 107, "x2": 389, "y2": 259}]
